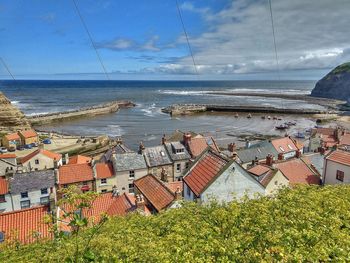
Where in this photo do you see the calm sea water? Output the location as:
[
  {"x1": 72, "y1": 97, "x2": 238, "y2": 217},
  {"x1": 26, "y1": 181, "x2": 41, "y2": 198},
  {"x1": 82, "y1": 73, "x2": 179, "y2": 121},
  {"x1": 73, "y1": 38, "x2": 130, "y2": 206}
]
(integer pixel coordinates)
[{"x1": 0, "y1": 80, "x2": 319, "y2": 148}]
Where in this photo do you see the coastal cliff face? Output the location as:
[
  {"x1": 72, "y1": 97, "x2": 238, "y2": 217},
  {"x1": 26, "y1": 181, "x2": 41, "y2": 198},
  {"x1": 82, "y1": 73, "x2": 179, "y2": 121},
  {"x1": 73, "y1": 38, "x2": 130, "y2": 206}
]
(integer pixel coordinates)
[
  {"x1": 0, "y1": 91, "x2": 31, "y2": 132},
  {"x1": 311, "y1": 62, "x2": 350, "y2": 102}
]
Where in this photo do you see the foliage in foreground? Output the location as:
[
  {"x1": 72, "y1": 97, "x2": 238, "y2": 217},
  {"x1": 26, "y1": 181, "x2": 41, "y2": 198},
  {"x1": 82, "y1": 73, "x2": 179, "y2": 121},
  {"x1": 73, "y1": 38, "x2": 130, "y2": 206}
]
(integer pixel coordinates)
[{"x1": 1, "y1": 185, "x2": 350, "y2": 262}]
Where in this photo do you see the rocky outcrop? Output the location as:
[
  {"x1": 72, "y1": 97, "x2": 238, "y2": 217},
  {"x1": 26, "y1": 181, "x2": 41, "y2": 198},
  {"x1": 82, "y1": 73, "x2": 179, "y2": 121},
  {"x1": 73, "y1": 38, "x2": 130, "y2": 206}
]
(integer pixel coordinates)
[
  {"x1": 311, "y1": 62, "x2": 350, "y2": 102},
  {"x1": 0, "y1": 92, "x2": 31, "y2": 132}
]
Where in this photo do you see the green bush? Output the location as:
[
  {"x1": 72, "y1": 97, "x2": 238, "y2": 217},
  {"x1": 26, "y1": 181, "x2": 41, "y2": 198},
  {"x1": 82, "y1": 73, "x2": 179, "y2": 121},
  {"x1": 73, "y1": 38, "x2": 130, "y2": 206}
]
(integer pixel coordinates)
[{"x1": 1, "y1": 185, "x2": 350, "y2": 262}]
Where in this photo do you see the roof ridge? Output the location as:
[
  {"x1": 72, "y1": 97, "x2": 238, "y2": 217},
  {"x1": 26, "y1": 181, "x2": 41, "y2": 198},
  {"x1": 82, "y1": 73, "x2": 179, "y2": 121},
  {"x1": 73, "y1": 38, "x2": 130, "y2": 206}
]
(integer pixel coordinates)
[{"x1": 0, "y1": 205, "x2": 48, "y2": 216}]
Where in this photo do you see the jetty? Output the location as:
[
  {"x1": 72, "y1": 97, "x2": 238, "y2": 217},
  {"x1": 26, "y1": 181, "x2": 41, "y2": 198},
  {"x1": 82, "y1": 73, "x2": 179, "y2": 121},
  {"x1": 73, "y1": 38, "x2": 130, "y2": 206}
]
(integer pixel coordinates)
[
  {"x1": 28, "y1": 100, "x2": 135, "y2": 125},
  {"x1": 162, "y1": 104, "x2": 330, "y2": 116}
]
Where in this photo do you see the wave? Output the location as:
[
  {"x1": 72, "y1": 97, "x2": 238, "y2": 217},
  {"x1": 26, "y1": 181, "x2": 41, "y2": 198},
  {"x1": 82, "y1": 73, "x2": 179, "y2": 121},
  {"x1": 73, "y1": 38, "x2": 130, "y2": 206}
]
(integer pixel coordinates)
[
  {"x1": 11, "y1": 100, "x2": 20, "y2": 104},
  {"x1": 106, "y1": 124, "x2": 124, "y2": 137},
  {"x1": 140, "y1": 103, "x2": 159, "y2": 117},
  {"x1": 158, "y1": 90, "x2": 212, "y2": 96}
]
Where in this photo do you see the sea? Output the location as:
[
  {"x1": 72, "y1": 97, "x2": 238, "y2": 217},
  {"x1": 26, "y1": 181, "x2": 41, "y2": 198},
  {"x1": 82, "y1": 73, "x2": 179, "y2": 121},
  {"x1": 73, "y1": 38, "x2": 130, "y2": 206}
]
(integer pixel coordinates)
[{"x1": 0, "y1": 80, "x2": 321, "y2": 149}]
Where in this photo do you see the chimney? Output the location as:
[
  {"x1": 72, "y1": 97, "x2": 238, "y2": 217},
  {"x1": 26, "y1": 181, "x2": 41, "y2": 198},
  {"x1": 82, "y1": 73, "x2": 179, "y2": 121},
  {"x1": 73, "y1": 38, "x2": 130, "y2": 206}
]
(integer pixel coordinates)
[
  {"x1": 320, "y1": 147, "x2": 326, "y2": 155},
  {"x1": 278, "y1": 153, "x2": 284, "y2": 161},
  {"x1": 254, "y1": 156, "x2": 259, "y2": 165},
  {"x1": 138, "y1": 141, "x2": 145, "y2": 154},
  {"x1": 174, "y1": 186, "x2": 182, "y2": 200},
  {"x1": 112, "y1": 185, "x2": 119, "y2": 197},
  {"x1": 245, "y1": 140, "x2": 251, "y2": 149},
  {"x1": 53, "y1": 160, "x2": 58, "y2": 169},
  {"x1": 161, "y1": 134, "x2": 166, "y2": 145},
  {"x1": 65, "y1": 153, "x2": 69, "y2": 165},
  {"x1": 135, "y1": 194, "x2": 145, "y2": 211},
  {"x1": 266, "y1": 154, "x2": 274, "y2": 166},
  {"x1": 183, "y1": 133, "x2": 192, "y2": 146},
  {"x1": 228, "y1": 143, "x2": 236, "y2": 153},
  {"x1": 296, "y1": 150, "x2": 302, "y2": 158},
  {"x1": 161, "y1": 168, "x2": 168, "y2": 182}
]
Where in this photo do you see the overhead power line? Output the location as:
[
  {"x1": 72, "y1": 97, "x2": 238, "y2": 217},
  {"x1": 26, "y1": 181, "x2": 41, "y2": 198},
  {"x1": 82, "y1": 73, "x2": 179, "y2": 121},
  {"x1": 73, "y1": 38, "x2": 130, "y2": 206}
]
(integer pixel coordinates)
[
  {"x1": 268, "y1": 0, "x2": 280, "y2": 80},
  {"x1": 71, "y1": 0, "x2": 110, "y2": 80},
  {"x1": 0, "y1": 57, "x2": 15, "y2": 80},
  {"x1": 175, "y1": 0, "x2": 198, "y2": 75}
]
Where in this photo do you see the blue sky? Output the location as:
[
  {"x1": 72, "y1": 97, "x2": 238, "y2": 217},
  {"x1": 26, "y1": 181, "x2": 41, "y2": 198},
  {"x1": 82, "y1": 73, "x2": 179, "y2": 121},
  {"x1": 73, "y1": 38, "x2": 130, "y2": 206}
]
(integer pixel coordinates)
[{"x1": 1, "y1": 0, "x2": 350, "y2": 80}]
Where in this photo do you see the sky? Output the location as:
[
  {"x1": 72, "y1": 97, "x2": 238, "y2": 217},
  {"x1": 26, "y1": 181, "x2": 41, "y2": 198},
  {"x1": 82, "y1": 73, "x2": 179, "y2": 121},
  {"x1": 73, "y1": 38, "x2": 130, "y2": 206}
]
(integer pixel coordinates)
[{"x1": 0, "y1": 0, "x2": 350, "y2": 80}]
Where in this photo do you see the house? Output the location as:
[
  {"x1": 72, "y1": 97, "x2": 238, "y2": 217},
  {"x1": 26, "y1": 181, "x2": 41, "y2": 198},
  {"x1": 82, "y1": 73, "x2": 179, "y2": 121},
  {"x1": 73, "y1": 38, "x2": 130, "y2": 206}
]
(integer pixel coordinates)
[
  {"x1": 57, "y1": 163, "x2": 94, "y2": 195},
  {"x1": 100, "y1": 140, "x2": 133, "y2": 162},
  {"x1": 302, "y1": 153, "x2": 326, "y2": 176},
  {"x1": 8, "y1": 170, "x2": 56, "y2": 211},
  {"x1": 133, "y1": 174, "x2": 180, "y2": 213},
  {"x1": 94, "y1": 162, "x2": 116, "y2": 193},
  {"x1": 0, "y1": 177, "x2": 11, "y2": 213},
  {"x1": 183, "y1": 150, "x2": 265, "y2": 203},
  {"x1": 0, "y1": 206, "x2": 51, "y2": 244},
  {"x1": 164, "y1": 140, "x2": 191, "y2": 181},
  {"x1": 112, "y1": 152, "x2": 148, "y2": 194},
  {"x1": 309, "y1": 127, "x2": 342, "y2": 151},
  {"x1": 271, "y1": 137, "x2": 301, "y2": 160},
  {"x1": 166, "y1": 130, "x2": 200, "y2": 142},
  {"x1": 339, "y1": 132, "x2": 350, "y2": 150},
  {"x1": 142, "y1": 145, "x2": 174, "y2": 182},
  {"x1": 323, "y1": 150, "x2": 350, "y2": 184},
  {"x1": 273, "y1": 158, "x2": 321, "y2": 185},
  {"x1": 0, "y1": 154, "x2": 17, "y2": 176},
  {"x1": 2, "y1": 132, "x2": 21, "y2": 149},
  {"x1": 182, "y1": 133, "x2": 220, "y2": 158},
  {"x1": 68, "y1": 155, "x2": 92, "y2": 165},
  {"x1": 18, "y1": 129, "x2": 38, "y2": 146},
  {"x1": 20, "y1": 149, "x2": 62, "y2": 172},
  {"x1": 247, "y1": 157, "x2": 289, "y2": 195},
  {"x1": 236, "y1": 140, "x2": 278, "y2": 168}
]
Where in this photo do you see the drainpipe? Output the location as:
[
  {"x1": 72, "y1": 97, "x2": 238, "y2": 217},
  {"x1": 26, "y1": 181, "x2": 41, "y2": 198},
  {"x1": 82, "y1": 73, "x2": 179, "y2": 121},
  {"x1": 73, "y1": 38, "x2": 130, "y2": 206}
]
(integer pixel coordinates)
[{"x1": 10, "y1": 193, "x2": 14, "y2": 211}]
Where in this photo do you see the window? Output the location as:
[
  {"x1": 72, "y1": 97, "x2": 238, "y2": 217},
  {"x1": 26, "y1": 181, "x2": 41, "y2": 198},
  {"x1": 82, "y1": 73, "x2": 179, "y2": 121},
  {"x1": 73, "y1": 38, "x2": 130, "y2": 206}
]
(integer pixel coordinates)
[
  {"x1": 287, "y1": 144, "x2": 293, "y2": 150},
  {"x1": 185, "y1": 162, "x2": 189, "y2": 169},
  {"x1": 63, "y1": 184, "x2": 68, "y2": 188},
  {"x1": 279, "y1": 146, "x2": 285, "y2": 152},
  {"x1": 176, "y1": 163, "x2": 181, "y2": 172},
  {"x1": 41, "y1": 188, "x2": 48, "y2": 195},
  {"x1": 186, "y1": 185, "x2": 191, "y2": 196},
  {"x1": 0, "y1": 195, "x2": 5, "y2": 203},
  {"x1": 101, "y1": 178, "x2": 107, "y2": 185},
  {"x1": 20, "y1": 200, "x2": 30, "y2": 209},
  {"x1": 35, "y1": 159, "x2": 39, "y2": 165},
  {"x1": 40, "y1": 196, "x2": 49, "y2": 205},
  {"x1": 83, "y1": 181, "x2": 88, "y2": 186},
  {"x1": 21, "y1": 192, "x2": 28, "y2": 199},
  {"x1": 336, "y1": 170, "x2": 344, "y2": 182},
  {"x1": 101, "y1": 189, "x2": 107, "y2": 193},
  {"x1": 128, "y1": 183, "x2": 134, "y2": 194},
  {"x1": 160, "y1": 151, "x2": 165, "y2": 157},
  {"x1": 129, "y1": 170, "x2": 135, "y2": 179},
  {"x1": 0, "y1": 232, "x2": 4, "y2": 243}
]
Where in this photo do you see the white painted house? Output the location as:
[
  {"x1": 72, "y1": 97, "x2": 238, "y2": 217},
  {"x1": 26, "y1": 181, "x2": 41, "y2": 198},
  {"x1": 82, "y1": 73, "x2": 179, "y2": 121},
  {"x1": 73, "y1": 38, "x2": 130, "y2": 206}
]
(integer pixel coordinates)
[
  {"x1": 20, "y1": 149, "x2": 62, "y2": 172},
  {"x1": 323, "y1": 150, "x2": 350, "y2": 184},
  {"x1": 183, "y1": 150, "x2": 265, "y2": 203}
]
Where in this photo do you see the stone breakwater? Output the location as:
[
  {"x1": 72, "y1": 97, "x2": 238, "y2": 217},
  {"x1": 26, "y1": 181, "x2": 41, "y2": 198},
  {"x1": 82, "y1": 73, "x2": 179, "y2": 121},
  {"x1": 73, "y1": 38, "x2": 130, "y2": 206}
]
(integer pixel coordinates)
[
  {"x1": 28, "y1": 100, "x2": 135, "y2": 125},
  {"x1": 0, "y1": 92, "x2": 31, "y2": 132},
  {"x1": 162, "y1": 104, "x2": 329, "y2": 116}
]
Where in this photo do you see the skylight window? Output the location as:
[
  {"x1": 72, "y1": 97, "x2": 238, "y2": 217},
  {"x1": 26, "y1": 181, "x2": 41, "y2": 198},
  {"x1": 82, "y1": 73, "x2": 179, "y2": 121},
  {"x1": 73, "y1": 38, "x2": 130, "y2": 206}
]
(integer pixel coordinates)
[
  {"x1": 160, "y1": 151, "x2": 165, "y2": 157},
  {"x1": 287, "y1": 144, "x2": 293, "y2": 150},
  {"x1": 279, "y1": 146, "x2": 285, "y2": 152}
]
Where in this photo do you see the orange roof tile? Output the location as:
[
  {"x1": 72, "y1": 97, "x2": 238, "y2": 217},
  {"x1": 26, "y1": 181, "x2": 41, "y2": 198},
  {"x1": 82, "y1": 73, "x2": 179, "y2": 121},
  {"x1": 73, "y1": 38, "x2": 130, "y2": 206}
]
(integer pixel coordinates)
[
  {"x1": 4, "y1": 133, "x2": 20, "y2": 141},
  {"x1": 20, "y1": 149, "x2": 62, "y2": 164},
  {"x1": 314, "y1": 127, "x2": 335, "y2": 136},
  {"x1": 183, "y1": 150, "x2": 229, "y2": 196},
  {"x1": 134, "y1": 174, "x2": 175, "y2": 212},
  {"x1": 165, "y1": 181, "x2": 183, "y2": 194},
  {"x1": 248, "y1": 165, "x2": 271, "y2": 177},
  {"x1": 187, "y1": 137, "x2": 219, "y2": 158},
  {"x1": 275, "y1": 158, "x2": 320, "y2": 185},
  {"x1": 0, "y1": 206, "x2": 51, "y2": 244},
  {"x1": 340, "y1": 134, "x2": 350, "y2": 146},
  {"x1": 69, "y1": 155, "x2": 92, "y2": 164},
  {"x1": 95, "y1": 163, "x2": 114, "y2": 179},
  {"x1": 19, "y1": 130, "x2": 37, "y2": 138},
  {"x1": 271, "y1": 137, "x2": 298, "y2": 154},
  {"x1": 326, "y1": 150, "x2": 350, "y2": 167},
  {"x1": 58, "y1": 163, "x2": 94, "y2": 185},
  {"x1": 0, "y1": 154, "x2": 16, "y2": 159},
  {"x1": 0, "y1": 177, "x2": 8, "y2": 195}
]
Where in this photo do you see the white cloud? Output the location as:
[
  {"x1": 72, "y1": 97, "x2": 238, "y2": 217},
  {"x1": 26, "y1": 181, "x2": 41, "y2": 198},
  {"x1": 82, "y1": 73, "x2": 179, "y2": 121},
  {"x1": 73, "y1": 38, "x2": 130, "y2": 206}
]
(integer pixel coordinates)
[{"x1": 97, "y1": 35, "x2": 160, "y2": 52}]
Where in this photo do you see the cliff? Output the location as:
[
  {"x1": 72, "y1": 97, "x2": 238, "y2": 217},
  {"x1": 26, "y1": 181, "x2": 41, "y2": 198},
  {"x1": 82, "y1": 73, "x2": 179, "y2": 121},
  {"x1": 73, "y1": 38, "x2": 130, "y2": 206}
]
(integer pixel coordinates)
[
  {"x1": 0, "y1": 92, "x2": 31, "y2": 132},
  {"x1": 311, "y1": 62, "x2": 350, "y2": 102}
]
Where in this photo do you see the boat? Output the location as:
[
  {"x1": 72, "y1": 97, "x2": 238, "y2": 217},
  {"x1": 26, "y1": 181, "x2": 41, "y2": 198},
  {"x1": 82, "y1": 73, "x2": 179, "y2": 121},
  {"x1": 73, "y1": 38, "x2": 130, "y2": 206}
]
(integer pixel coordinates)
[
  {"x1": 275, "y1": 124, "x2": 289, "y2": 130},
  {"x1": 285, "y1": 121, "x2": 296, "y2": 126},
  {"x1": 247, "y1": 113, "x2": 252, "y2": 119},
  {"x1": 267, "y1": 116, "x2": 271, "y2": 120},
  {"x1": 234, "y1": 113, "x2": 239, "y2": 118},
  {"x1": 295, "y1": 132, "x2": 305, "y2": 139},
  {"x1": 261, "y1": 116, "x2": 266, "y2": 119},
  {"x1": 273, "y1": 116, "x2": 278, "y2": 120}
]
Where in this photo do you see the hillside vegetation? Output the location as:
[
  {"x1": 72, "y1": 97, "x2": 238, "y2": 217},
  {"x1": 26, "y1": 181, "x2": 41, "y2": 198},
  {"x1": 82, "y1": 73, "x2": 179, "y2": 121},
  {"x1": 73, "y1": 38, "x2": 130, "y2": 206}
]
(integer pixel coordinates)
[{"x1": 1, "y1": 185, "x2": 350, "y2": 262}]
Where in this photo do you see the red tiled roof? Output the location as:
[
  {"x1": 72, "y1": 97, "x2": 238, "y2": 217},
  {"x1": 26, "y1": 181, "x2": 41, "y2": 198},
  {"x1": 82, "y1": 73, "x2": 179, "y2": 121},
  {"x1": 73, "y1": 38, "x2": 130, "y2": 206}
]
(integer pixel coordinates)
[
  {"x1": 165, "y1": 181, "x2": 183, "y2": 194},
  {"x1": 0, "y1": 154, "x2": 16, "y2": 159},
  {"x1": 315, "y1": 127, "x2": 335, "y2": 136},
  {"x1": 107, "y1": 193, "x2": 139, "y2": 216},
  {"x1": 0, "y1": 206, "x2": 51, "y2": 244},
  {"x1": 134, "y1": 174, "x2": 175, "y2": 212},
  {"x1": 69, "y1": 155, "x2": 92, "y2": 164},
  {"x1": 275, "y1": 158, "x2": 320, "y2": 185},
  {"x1": 95, "y1": 163, "x2": 114, "y2": 179},
  {"x1": 0, "y1": 177, "x2": 8, "y2": 195},
  {"x1": 321, "y1": 135, "x2": 337, "y2": 147},
  {"x1": 20, "y1": 149, "x2": 62, "y2": 164},
  {"x1": 271, "y1": 137, "x2": 298, "y2": 154},
  {"x1": 260, "y1": 170, "x2": 279, "y2": 187},
  {"x1": 340, "y1": 134, "x2": 350, "y2": 146},
  {"x1": 248, "y1": 165, "x2": 271, "y2": 177},
  {"x1": 4, "y1": 133, "x2": 20, "y2": 141},
  {"x1": 58, "y1": 163, "x2": 94, "y2": 185},
  {"x1": 326, "y1": 150, "x2": 350, "y2": 167},
  {"x1": 19, "y1": 130, "x2": 37, "y2": 138},
  {"x1": 183, "y1": 150, "x2": 229, "y2": 196},
  {"x1": 187, "y1": 137, "x2": 219, "y2": 158}
]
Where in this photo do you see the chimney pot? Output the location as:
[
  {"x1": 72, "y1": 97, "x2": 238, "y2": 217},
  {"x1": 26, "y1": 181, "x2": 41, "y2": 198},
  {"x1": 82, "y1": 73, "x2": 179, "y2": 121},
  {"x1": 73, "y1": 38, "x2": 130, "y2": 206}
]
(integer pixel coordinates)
[
  {"x1": 174, "y1": 186, "x2": 182, "y2": 200},
  {"x1": 266, "y1": 154, "x2": 274, "y2": 166},
  {"x1": 278, "y1": 153, "x2": 284, "y2": 161}
]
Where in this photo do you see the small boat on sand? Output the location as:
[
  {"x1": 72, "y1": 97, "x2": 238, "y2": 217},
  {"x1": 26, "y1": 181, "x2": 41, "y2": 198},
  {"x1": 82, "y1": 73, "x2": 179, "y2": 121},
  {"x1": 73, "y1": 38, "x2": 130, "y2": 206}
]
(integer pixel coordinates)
[
  {"x1": 261, "y1": 116, "x2": 266, "y2": 119},
  {"x1": 234, "y1": 113, "x2": 239, "y2": 118},
  {"x1": 295, "y1": 132, "x2": 305, "y2": 139},
  {"x1": 267, "y1": 116, "x2": 271, "y2": 120},
  {"x1": 247, "y1": 113, "x2": 252, "y2": 119},
  {"x1": 275, "y1": 124, "x2": 289, "y2": 130}
]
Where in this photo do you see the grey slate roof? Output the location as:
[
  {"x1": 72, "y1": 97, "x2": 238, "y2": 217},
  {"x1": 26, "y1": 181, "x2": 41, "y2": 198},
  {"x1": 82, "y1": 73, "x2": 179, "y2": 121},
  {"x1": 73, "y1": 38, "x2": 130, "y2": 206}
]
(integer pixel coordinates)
[
  {"x1": 101, "y1": 143, "x2": 133, "y2": 162},
  {"x1": 166, "y1": 130, "x2": 199, "y2": 142},
  {"x1": 143, "y1": 145, "x2": 173, "y2": 167},
  {"x1": 112, "y1": 152, "x2": 147, "y2": 172},
  {"x1": 9, "y1": 170, "x2": 55, "y2": 195},
  {"x1": 165, "y1": 142, "x2": 191, "y2": 161},
  {"x1": 304, "y1": 153, "x2": 325, "y2": 175},
  {"x1": 237, "y1": 141, "x2": 279, "y2": 164}
]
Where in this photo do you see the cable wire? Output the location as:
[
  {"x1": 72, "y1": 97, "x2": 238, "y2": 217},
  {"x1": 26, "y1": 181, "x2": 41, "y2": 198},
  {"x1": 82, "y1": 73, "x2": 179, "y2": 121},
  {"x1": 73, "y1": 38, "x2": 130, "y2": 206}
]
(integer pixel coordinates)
[
  {"x1": 175, "y1": 0, "x2": 198, "y2": 75},
  {"x1": 268, "y1": 0, "x2": 280, "y2": 81},
  {"x1": 0, "y1": 57, "x2": 15, "y2": 80},
  {"x1": 71, "y1": 0, "x2": 110, "y2": 80}
]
